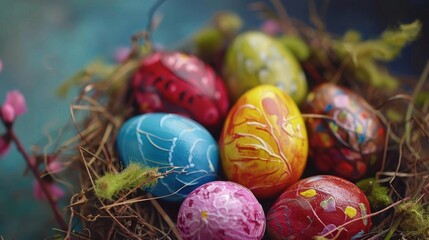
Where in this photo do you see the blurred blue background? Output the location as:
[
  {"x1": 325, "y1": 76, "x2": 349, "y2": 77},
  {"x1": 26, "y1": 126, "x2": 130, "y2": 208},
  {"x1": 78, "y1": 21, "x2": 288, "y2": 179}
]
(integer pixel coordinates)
[{"x1": 0, "y1": 0, "x2": 427, "y2": 239}]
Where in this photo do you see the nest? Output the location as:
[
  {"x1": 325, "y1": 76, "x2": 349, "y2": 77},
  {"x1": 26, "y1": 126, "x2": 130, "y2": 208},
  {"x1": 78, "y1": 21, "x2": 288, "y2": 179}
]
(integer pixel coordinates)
[
  {"x1": 49, "y1": 1, "x2": 429, "y2": 239},
  {"x1": 62, "y1": 59, "x2": 182, "y2": 239}
]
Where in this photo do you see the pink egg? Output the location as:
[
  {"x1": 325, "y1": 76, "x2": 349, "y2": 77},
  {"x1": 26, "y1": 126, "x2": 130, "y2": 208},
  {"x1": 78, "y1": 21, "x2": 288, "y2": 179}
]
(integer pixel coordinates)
[{"x1": 176, "y1": 181, "x2": 266, "y2": 240}]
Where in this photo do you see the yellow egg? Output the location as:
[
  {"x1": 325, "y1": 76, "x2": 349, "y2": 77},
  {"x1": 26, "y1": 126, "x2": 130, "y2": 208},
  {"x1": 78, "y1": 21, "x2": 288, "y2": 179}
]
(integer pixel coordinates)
[{"x1": 220, "y1": 85, "x2": 308, "y2": 198}]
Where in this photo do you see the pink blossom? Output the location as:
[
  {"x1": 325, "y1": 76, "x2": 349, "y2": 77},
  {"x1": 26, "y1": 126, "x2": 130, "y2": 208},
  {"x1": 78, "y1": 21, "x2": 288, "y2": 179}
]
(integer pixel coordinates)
[
  {"x1": 1, "y1": 104, "x2": 15, "y2": 123},
  {"x1": 46, "y1": 160, "x2": 64, "y2": 174},
  {"x1": 1, "y1": 90, "x2": 27, "y2": 123},
  {"x1": 260, "y1": 20, "x2": 281, "y2": 36},
  {"x1": 0, "y1": 134, "x2": 11, "y2": 158},
  {"x1": 114, "y1": 47, "x2": 131, "y2": 63},
  {"x1": 5, "y1": 90, "x2": 27, "y2": 116},
  {"x1": 33, "y1": 180, "x2": 65, "y2": 201}
]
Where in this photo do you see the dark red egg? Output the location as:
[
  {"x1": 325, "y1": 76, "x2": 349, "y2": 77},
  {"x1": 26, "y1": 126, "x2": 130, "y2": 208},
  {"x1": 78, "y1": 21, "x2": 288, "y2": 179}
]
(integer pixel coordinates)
[
  {"x1": 303, "y1": 83, "x2": 386, "y2": 180},
  {"x1": 132, "y1": 51, "x2": 229, "y2": 131},
  {"x1": 267, "y1": 175, "x2": 372, "y2": 240}
]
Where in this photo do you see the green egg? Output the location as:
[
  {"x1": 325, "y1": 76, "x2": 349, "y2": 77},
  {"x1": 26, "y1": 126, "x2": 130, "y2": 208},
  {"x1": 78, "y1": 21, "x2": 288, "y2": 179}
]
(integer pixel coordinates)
[{"x1": 223, "y1": 31, "x2": 308, "y2": 104}]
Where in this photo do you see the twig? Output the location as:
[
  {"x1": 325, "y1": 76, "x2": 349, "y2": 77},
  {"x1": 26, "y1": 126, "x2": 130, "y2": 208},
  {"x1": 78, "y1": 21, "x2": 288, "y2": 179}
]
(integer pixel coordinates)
[
  {"x1": 308, "y1": 0, "x2": 326, "y2": 32},
  {"x1": 405, "y1": 59, "x2": 429, "y2": 158},
  {"x1": 270, "y1": 0, "x2": 298, "y2": 36},
  {"x1": 145, "y1": 0, "x2": 167, "y2": 49},
  {"x1": 2, "y1": 125, "x2": 67, "y2": 230},
  {"x1": 331, "y1": 57, "x2": 350, "y2": 84},
  {"x1": 389, "y1": 136, "x2": 405, "y2": 199},
  {"x1": 149, "y1": 196, "x2": 181, "y2": 239},
  {"x1": 318, "y1": 197, "x2": 409, "y2": 238}
]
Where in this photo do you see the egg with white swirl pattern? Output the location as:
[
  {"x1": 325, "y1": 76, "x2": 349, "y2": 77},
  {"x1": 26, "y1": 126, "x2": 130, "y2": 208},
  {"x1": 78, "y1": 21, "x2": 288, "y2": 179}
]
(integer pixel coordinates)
[
  {"x1": 116, "y1": 113, "x2": 219, "y2": 202},
  {"x1": 220, "y1": 85, "x2": 308, "y2": 198}
]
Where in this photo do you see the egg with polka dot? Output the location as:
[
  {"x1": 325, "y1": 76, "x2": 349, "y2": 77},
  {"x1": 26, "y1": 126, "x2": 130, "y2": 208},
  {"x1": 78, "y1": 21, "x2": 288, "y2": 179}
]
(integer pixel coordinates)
[
  {"x1": 177, "y1": 181, "x2": 266, "y2": 240},
  {"x1": 116, "y1": 113, "x2": 219, "y2": 202},
  {"x1": 267, "y1": 175, "x2": 372, "y2": 240},
  {"x1": 302, "y1": 83, "x2": 386, "y2": 180},
  {"x1": 223, "y1": 31, "x2": 308, "y2": 104}
]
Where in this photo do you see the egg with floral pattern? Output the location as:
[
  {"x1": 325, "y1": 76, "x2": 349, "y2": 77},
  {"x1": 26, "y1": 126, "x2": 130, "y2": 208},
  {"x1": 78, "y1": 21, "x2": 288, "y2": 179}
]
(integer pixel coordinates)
[
  {"x1": 177, "y1": 181, "x2": 266, "y2": 240},
  {"x1": 303, "y1": 83, "x2": 386, "y2": 180},
  {"x1": 267, "y1": 175, "x2": 372, "y2": 240},
  {"x1": 223, "y1": 31, "x2": 308, "y2": 104},
  {"x1": 220, "y1": 85, "x2": 308, "y2": 198},
  {"x1": 116, "y1": 113, "x2": 219, "y2": 202}
]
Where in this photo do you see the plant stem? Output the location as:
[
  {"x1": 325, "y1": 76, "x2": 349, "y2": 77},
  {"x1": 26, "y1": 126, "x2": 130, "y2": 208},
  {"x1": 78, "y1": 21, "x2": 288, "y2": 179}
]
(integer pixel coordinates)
[
  {"x1": 384, "y1": 217, "x2": 401, "y2": 240},
  {"x1": 404, "y1": 59, "x2": 429, "y2": 158},
  {"x1": 270, "y1": 0, "x2": 298, "y2": 36},
  {"x1": 4, "y1": 126, "x2": 67, "y2": 230}
]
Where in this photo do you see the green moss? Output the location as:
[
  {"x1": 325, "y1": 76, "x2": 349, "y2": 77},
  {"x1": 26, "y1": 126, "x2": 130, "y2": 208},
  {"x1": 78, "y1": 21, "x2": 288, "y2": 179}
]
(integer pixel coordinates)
[
  {"x1": 194, "y1": 28, "x2": 224, "y2": 58},
  {"x1": 94, "y1": 163, "x2": 159, "y2": 200},
  {"x1": 56, "y1": 60, "x2": 117, "y2": 97},
  {"x1": 278, "y1": 35, "x2": 311, "y2": 61},
  {"x1": 396, "y1": 200, "x2": 429, "y2": 239},
  {"x1": 416, "y1": 91, "x2": 429, "y2": 106},
  {"x1": 356, "y1": 178, "x2": 391, "y2": 210},
  {"x1": 333, "y1": 20, "x2": 421, "y2": 90},
  {"x1": 214, "y1": 11, "x2": 243, "y2": 36},
  {"x1": 335, "y1": 20, "x2": 421, "y2": 62},
  {"x1": 386, "y1": 108, "x2": 404, "y2": 123}
]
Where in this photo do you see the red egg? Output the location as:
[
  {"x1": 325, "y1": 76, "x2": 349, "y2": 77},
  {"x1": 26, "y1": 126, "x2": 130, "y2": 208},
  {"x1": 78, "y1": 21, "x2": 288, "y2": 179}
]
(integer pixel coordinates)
[
  {"x1": 303, "y1": 83, "x2": 386, "y2": 180},
  {"x1": 132, "y1": 51, "x2": 229, "y2": 132},
  {"x1": 267, "y1": 175, "x2": 372, "y2": 240}
]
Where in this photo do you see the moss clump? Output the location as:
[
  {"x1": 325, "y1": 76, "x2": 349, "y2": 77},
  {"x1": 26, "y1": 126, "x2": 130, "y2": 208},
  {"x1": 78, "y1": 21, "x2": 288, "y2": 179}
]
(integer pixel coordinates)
[
  {"x1": 278, "y1": 35, "x2": 311, "y2": 61},
  {"x1": 356, "y1": 178, "x2": 392, "y2": 210},
  {"x1": 333, "y1": 20, "x2": 421, "y2": 89},
  {"x1": 396, "y1": 200, "x2": 429, "y2": 239},
  {"x1": 94, "y1": 163, "x2": 159, "y2": 200}
]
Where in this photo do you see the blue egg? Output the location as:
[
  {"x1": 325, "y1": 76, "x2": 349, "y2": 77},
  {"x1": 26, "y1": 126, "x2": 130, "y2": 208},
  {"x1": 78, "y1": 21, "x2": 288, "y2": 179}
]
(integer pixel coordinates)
[{"x1": 116, "y1": 113, "x2": 219, "y2": 202}]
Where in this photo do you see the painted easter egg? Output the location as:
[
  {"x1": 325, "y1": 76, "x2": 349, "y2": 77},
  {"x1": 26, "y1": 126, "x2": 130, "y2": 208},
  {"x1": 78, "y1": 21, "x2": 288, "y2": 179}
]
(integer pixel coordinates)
[
  {"x1": 116, "y1": 113, "x2": 219, "y2": 202},
  {"x1": 223, "y1": 31, "x2": 308, "y2": 104},
  {"x1": 220, "y1": 85, "x2": 308, "y2": 198},
  {"x1": 267, "y1": 175, "x2": 372, "y2": 240},
  {"x1": 132, "y1": 51, "x2": 229, "y2": 132},
  {"x1": 303, "y1": 83, "x2": 386, "y2": 180},
  {"x1": 177, "y1": 181, "x2": 266, "y2": 240}
]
